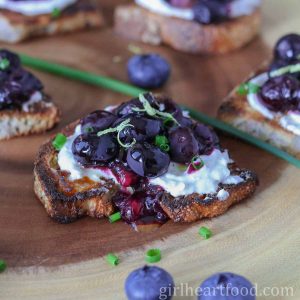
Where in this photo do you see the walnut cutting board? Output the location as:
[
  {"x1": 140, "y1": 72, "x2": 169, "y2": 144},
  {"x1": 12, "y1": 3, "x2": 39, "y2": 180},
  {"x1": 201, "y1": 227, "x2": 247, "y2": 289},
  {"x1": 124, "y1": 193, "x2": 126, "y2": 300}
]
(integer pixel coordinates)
[{"x1": 0, "y1": 0, "x2": 299, "y2": 299}]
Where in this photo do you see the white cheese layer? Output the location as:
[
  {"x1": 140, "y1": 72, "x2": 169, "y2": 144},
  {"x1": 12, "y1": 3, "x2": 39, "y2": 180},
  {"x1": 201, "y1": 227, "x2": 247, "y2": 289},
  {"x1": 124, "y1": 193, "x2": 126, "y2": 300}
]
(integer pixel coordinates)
[
  {"x1": 247, "y1": 73, "x2": 300, "y2": 136},
  {"x1": 57, "y1": 125, "x2": 117, "y2": 183},
  {"x1": 0, "y1": 0, "x2": 77, "y2": 16},
  {"x1": 57, "y1": 127, "x2": 243, "y2": 199},
  {"x1": 22, "y1": 91, "x2": 43, "y2": 112},
  {"x1": 135, "y1": 0, "x2": 260, "y2": 21},
  {"x1": 149, "y1": 149, "x2": 243, "y2": 198}
]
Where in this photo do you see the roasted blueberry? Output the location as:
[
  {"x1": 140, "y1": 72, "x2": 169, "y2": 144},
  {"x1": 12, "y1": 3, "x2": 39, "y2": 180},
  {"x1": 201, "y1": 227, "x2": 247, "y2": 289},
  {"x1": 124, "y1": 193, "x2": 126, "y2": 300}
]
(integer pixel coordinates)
[
  {"x1": 194, "y1": 123, "x2": 220, "y2": 154},
  {"x1": 127, "y1": 54, "x2": 171, "y2": 89},
  {"x1": 193, "y1": 0, "x2": 228, "y2": 24},
  {"x1": 81, "y1": 110, "x2": 117, "y2": 134},
  {"x1": 169, "y1": 126, "x2": 199, "y2": 163},
  {"x1": 113, "y1": 98, "x2": 144, "y2": 117},
  {"x1": 72, "y1": 133, "x2": 119, "y2": 166},
  {"x1": 10, "y1": 69, "x2": 43, "y2": 94},
  {"x1": 274, "y1": 33, "x2": 300, "y2": 62},
  {"x1": 125, "y1": 265, "x2": 174, "y2": 300},
  {"x1": 127, "y1": 143, "x2": 170, "y2": 178},
  {"x1": 198, "y1": 272, "x2": 255, "y2": 300},
  {"x1": 260, "y1": 75, "x2": 300, "y2": 112}
]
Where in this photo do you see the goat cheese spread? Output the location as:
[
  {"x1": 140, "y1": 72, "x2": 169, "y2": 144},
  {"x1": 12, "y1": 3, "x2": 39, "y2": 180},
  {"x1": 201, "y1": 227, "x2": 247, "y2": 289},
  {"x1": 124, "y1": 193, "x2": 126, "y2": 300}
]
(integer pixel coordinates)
[
  {"x1": 0, "y1": 0, "x2": 77, "y2": 16},
  {"x1": 247, "y1": 72, "x2": 300, "y2": 136},
  {"x1": 58, "y1": 126, "x2": 243, "y2": 200}
]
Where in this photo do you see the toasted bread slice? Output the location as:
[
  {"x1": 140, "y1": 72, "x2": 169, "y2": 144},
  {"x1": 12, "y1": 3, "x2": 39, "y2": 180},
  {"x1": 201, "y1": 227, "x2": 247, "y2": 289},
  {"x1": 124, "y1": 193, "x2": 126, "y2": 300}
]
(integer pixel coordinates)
[
  {"x1": 34, "y1": 120, "x2": 257, "y2": 224},
  {"x1": 34, "y1": 121, "x2": 117, "y2": 223},
  {"x1": 218, "y1": 70, "x2": 300, "y2": 159},
  {"x1": 0, "y1": 94, "x2": 59, "y2": 140},
  {"x1": 0, "y1": 0, "x2": 104, "y2": 43},
  {"x1": 114, "y1": 4, "x2": 261, "y2": 54},
  {"x1": 160, "y1": 167, "x2": 257, "y2": 222}
]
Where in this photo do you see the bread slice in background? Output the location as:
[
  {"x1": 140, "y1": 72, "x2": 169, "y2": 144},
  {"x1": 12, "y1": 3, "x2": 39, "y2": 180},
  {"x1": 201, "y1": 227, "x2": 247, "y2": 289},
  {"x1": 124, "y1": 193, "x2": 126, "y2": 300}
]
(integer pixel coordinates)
[
  {"x1": 0, "y1": 94, "x2": 59, "y2": 140},
  {"x1": 0, "y1": 0, "x2": 104, "y2": 43},
  {"x1": 114, "y1": 4, "x2": 261, "y2": 54},
  {"x1": 218, "y1": 71, "x2": 300, "y2": 159}
]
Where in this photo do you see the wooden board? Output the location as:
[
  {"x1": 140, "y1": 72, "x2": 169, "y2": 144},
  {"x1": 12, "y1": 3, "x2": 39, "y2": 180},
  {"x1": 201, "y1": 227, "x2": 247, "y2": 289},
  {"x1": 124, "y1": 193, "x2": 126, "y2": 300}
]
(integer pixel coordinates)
[{"x1": 0, "y1": 0, "x2": 299, "y2": 299}]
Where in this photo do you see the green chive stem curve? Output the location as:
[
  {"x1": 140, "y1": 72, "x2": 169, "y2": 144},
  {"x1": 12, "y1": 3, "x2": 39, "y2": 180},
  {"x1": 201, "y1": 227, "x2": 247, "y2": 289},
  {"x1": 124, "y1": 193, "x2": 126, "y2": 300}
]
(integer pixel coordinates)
[{"x1": 19, "y1": 53, "x2": 300, "y2": 169}]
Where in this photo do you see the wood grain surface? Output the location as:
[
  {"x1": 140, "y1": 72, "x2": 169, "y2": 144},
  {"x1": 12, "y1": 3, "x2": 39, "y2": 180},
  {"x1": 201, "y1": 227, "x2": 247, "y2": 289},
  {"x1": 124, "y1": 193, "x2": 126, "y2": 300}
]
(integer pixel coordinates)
[{"x1": 0, "y1": 0, "x2": 299, "y2": 299}]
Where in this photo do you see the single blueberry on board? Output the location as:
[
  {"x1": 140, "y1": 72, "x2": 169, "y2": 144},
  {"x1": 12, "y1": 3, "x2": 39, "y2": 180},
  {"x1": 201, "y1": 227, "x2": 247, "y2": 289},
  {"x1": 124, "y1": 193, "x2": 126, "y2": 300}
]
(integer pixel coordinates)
[
  {"x1": 125, "y1": 265, "x2": 174, "y2": 300},
  {"x1": 127, "y1": 54, "x2": 171, "y2": 89},
  {"x1": 198, "y1": 272, "x2": 255, "y2": 300}
]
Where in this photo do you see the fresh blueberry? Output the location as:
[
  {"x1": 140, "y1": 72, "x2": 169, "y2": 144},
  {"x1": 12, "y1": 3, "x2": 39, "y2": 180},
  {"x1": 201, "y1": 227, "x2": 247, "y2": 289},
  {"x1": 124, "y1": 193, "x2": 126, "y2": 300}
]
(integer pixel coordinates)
[
  {"x1": 125, "y1": 265, "x2": 174, "y2": 300},
  {"x1": 198, "y1": 272, "x2": 255, "y2": 300},
  {"x1": 127, "y1": 54, "x2": 171, "y2": 89},
  {"x1": 274, "y1": 33, "x2": 300, "y2": 62}
]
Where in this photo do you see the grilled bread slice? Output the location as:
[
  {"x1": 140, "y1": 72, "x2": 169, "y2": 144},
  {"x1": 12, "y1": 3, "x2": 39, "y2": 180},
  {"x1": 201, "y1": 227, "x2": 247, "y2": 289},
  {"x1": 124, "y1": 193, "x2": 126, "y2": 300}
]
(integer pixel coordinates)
[
  {"x1": 0, "y1": 94, "x2": 59, "y2": 140},
  {"x1": 218, "y1": 70, "x2": 300, "y2": 159},
  {"x1": 0, "y1": 0, "x2": 104, "y2": 43},
  {"x1": 114, "y1": 4, "x2": 261, "y2": 55},
  {"x1": 34, "y1": 120, "x2": 257, "y2": 225}
]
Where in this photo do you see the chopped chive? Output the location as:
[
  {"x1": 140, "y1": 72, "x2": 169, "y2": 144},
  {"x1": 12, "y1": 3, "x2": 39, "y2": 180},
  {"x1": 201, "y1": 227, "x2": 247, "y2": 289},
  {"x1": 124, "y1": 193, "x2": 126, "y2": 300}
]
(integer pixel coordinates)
[
  {"x1": 52, "y1": 7, "x2": 61, "y2": 18},
  {"x1": 0, "y1": 58, "x2": 10, "y2": 71},
  {"x1": 270, "y1": 63, "x2": 300, "y2": 77},
  {"x1": 85, "y1": 126, "x2": 94, "y2": 133},
  {"x1": 199, "y1": 226, "x2": 212, "y2": 239},
  {"x1": 145, "y1": 249, "x2": 161, "y2": 263},
  {"x1": 155, "y1": 135, "x2": 169, "y2": 152},
  {"x1": 0, "y1": 260, "x2": 6, "y2": 273},
  {"x1": 109, "y1": 212, "x2": 121, "y2": 223},
  {"x1": 191, "y1": 156, "x2": 204, "y2": 170},
  {"x1": 128, "y1": 44, "x2": 142, "y2": 55},
  {"x1": 237, "y1": 82, "x2": 260, "y2": 95},
  {"x1": 52, "y1": 133, "x2": 67, "y2": 151},
  {"x1": 106, "y1": 253, "x2": 119, "y2": 266}
]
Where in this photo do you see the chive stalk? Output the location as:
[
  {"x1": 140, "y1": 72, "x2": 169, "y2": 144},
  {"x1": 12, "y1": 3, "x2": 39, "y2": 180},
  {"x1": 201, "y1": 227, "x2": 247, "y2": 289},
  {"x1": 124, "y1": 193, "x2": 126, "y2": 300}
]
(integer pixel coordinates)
[
  {"x1": 199, "y1": 226, "x2": 212, "y2": 239},
  {"x1": 106, "y1": 253, "x2": 119, "y2": 266},
  {"x1": 19, "y1": 54, "x2": 300, "y2": 168}
]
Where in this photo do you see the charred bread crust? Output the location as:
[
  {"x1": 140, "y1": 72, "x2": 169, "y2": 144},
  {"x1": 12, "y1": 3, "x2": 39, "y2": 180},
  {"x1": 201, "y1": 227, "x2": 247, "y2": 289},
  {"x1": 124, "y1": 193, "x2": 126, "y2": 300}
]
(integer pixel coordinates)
[
  {"x1": 160, "y1": 168, "x2": 258, "y2": 222},
  {"x1": 34, "y1": 121, "x2": 117, "y2": 223},
  {"x1": 0, "y1": 0, "x2": 104, "y2": 43},
  {"x1": 114, "y1": 4, "x2": 261, "y2": 54},
  {"x1": 218, "y1": 68, "x2": 300, "y2": 159},
  {"x1": 0, "y1": 94, "x2": 60, "y2": 140}
]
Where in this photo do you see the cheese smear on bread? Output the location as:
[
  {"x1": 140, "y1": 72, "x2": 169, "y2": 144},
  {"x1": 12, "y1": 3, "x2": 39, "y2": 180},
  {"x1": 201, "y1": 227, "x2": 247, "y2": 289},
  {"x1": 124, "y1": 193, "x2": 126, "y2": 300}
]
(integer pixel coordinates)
[{"x1": 0, "y1": 0, "x2": 77, "y2": 16}]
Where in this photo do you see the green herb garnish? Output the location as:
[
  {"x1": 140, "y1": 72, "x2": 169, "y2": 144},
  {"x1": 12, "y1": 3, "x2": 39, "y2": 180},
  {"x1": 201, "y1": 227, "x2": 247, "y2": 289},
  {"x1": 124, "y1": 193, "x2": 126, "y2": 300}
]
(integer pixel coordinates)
[
  {"x1": 52, "y1": 7, "x2": 61, "y2": 18},
  {"x1": 177, "y1": 164, "x2": 187, "y2": 172},
  {"x1": 191, "y1": 156, "x2": 204, "y2": 170},
  {"x1": 0, "y1": 260, "x2": 6, "y2": 273},
  {"x1": 237, "y1": 82, "x2": 260, "y2": 95},
  {"x1": 52, "y1": 133, "x2": 67, "y2": 151},
  {"x1": 155, "y1": 135, "x2": 170, "y2": 152},
  {"x1": 134, "y1": 93, "x2": 179, "y2": 125},
  {"x1": 128, "y1": 44, "x2": 142, "y2": 55},
  {"x1": 85, "y1": 126, "x2": 94, "y2": 133},
  {"x1": 109, "y1": 212, "x2": 121, "y2": 223},
  {"x1": 0, "y1": 58, "x2": 10, "y2": 71},
  {"x1": 97, "y1": 118, "x2": 136, "y2": 148},
  {"x1": 106, "y1": 253, "x2": 119, "y2": 266},
  {"x1": 270, "y1": 63, "x2": 300, "y2": 77},
  {"x1": 145, "y1": 249, "x2": 161, "y2": 263},
  {"x1": 199, "y1": 226, "x2": 212, "y2": 239}
]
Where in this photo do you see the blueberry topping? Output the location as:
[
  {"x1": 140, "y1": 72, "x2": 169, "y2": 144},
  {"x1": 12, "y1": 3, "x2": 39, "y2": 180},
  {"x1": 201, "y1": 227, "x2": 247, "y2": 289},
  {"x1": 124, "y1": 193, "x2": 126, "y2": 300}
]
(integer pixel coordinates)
[
  {"x1": 127, "y1": 54, "x2": 171, "y2": 89},
  {"x1": 169, "y1": 126, "x2": 199, "y2": 163},
  {"x1": 274, "y1": 33, "x2": 300, "y2": 62},
  {"x1": 127, "y1": 143, "x2": 170, "y2": 178},
  {"x1": 260, "y1": 75, "x2": 300, "y2": 112},
  {"x1": 125, "y1": 265, "x2": 174, "y2": 300},
  {"x1": 72, "y1": 133, "x2": 119, "y2": 166},
  {"x1": 166, "y1": 0, "x2": 196, "y2": 8},
  {"x1": 198, "y1": 272, "x2": 255, "y2": 300},
  {"x1": 0, "y1": 49, "x2": 43, "y2": 111},
  {"x1": 193, "y1": 123, "x2": 220, "y2": 154},
  {"x1": 193, "y1": 0, "x2": 228, "y2": 24},
  {"x1": 81, "y1": 110, "x2": 117, "y2": 134}
]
